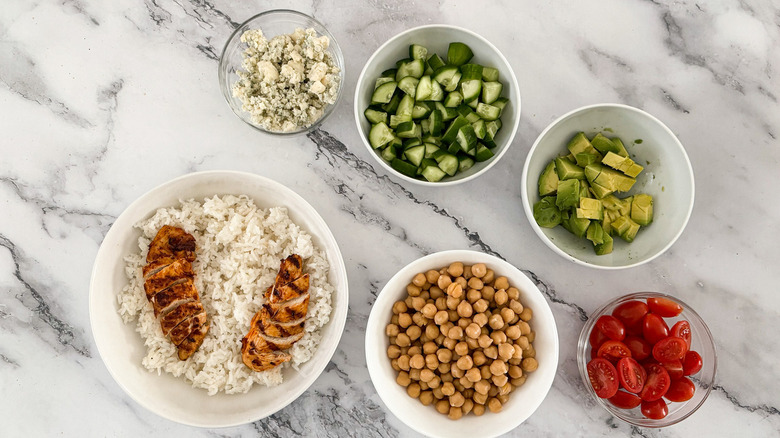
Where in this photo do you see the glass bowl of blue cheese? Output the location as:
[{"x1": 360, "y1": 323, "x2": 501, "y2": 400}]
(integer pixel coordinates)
[{"x1": 219, "y1": 10, "x2": 344, "y2": 135}]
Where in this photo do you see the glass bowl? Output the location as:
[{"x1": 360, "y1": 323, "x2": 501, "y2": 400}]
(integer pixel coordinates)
[
  {"x1": 576, "y1": 292, "x2": 717, "y2": 427},
  {"x1": 218, "y1": 10, "x2": 345, "y2": 136}
]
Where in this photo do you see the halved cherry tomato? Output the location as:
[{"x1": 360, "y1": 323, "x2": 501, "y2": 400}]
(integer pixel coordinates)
[
  {"x1": 590, "y1": 348, "x2": 599, "y2": 360},
  {"x1": 640, "y1": 363, "x2": 671, "y2": 401},
  {"x1": 612, "y1": 300, "x2": 649, "y2": 327},
  {"x1": 597, "y1": 340, "x2": 632, "y2": 362},
  {"x1": 617, "y1": 357, "x2": 646, "y2": 393},
  {"x1": 589, "y1": 327, "x2": 609, "y2": 349},
  {"x1": 595, "y1": 315, "x2": 626, "y2": 341},
  {"x1": 623, "y1": 335, "x2": 652, "y2": 361},
  {"x1": 653, "y1": 336, "x2": 689, "y2": 363},
  {"x1": 683, "y1": 351, "x2": 703, "y2": 376},
  {"x1": 642, "y1": 313, "x2": 669, "y2": 345},
  {"x1": 661, "y1": 360, "x2": 684, "y2": 380},
  {"x1": 665, "y1": 377, "x2": 696, "y2": 402},
  {"x1": 647, "y1": 297, "x2": 683, "y2": 317},
  {"x1": 641, "y1": 398, "x2": 669, "y2": 419},
  {"x1": 625, "y1": 320, "x2": 644, "y2": 336},
  {"x1": 671, "y1": 320, "x2": 692, "y2": 349},
  {"x1": 608, "y1": 390, "x2": 642, "y2": 409},
  {"x1": 587, "y1": 358, "x2": 619, "y2": 399}
]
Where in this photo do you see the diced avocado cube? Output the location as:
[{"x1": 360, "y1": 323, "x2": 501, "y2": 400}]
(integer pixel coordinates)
[
  {"x1": 581, "y1": 197, "x2": 603, "y2": 214},
  {"x1": 555, "y1": 179, "x2": 580, "y2": 210},
  {"x1": 612, "y1": 216, "x2": 641, "y2": 242},
  {"x1": 594, "y1": 231, "x2": 614, "y2": 255},
  {"x1": 618, "y1": 196, "x2": 633, "y2": 216},
  {"x1": 602, "y1": 151, "x2": 630, "y2": 171},
  {"x1": 591, "y1": 133, "x2": 621, "y2": 155},
  {"x1": 567, "y1": 132, "x2": 602, "y2": 158},
  {"x1": 579, "y1": 179, "x2": 591, "y2": 200},
  {"x1": 612, "y1": 137, "x2": 629, "y2": 157},
  {"x1": 584, "y1": 163, "x2": 603, "y2": 184},
  {"x1": 576, "y1": 152, "x2": 600, "y2": 167},
  {"x1": 589, "y1": 182, "x2": 613, "y2": 199},
  {"x1": 577, "y1": 197, "x2": 604, "y2": 220},
  {"x1": 602, "y1": 213, "x2": 613, "y2": 236},
  {"x1": 569, "y1": 215, "x2": 591, "y2": 238},
  {"x1": 600, "y1": 194, "x2": 622, "y2": 211},
  {"x1": 555, "y1": 157, "x2": 585, "y2": 180},
  {"x1": 594, "y1": 167, "x2": 636, "y2": 192},
  {"x1": 560, "y1": 210, "x2": 573, "y2": 233},
  {"x1": 631, "y1": 194, "x2": 654, "y2": 226},
  {"x1": 586, "y1": 221, "x2": 605, "y2": 245},
  {"x1": 624, "y1": 162, "x2": 644, "y2": 178},
  {"x1": 611, "y1": 216, "x2": 631, "y2": 236},
  {"x1": 533, "y1": 196, "x2": 562, "y2": 228}
]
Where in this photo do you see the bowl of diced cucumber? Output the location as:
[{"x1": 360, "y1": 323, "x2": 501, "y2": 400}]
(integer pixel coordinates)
[
  {"x1": 354, "y1": 25, "x2": 521, "y2": 185},
  {"x1": 520, "y1": 104, "x2": 694, "y2": 269}
]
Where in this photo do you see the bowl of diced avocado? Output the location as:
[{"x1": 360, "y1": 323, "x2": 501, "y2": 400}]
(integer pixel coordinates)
[
  {"x1": 520, "y1": 104, "x2": 694, "y2": 269},
  {"x1": 354, "y1": 25, "x2": 521, "y2": 185}
]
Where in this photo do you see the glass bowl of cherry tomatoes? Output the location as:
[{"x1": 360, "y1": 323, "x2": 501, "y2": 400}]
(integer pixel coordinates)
[{"x1": 576, "y1": 292, "x2": 717, "y2": 427}]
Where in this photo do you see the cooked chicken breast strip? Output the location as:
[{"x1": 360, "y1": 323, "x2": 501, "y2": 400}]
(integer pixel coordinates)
[
  {"x1": 146, "y1": 225, "x2": 196, "y2": 263},
  {"x1": 267, "y1": 274, "x2": 309, "y2": 303}
]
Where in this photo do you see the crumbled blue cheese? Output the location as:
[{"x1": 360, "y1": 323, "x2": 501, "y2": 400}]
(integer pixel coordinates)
[{"x1": 232, "y1": 28, "x2": 341, "y2": 133}]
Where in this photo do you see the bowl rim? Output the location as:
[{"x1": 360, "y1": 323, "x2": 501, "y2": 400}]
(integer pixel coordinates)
[
  {"x1": 576, "y1": 292, "x2": 717, "y2": 427},
  {"x1": 520, "y1": 103, "x2": 695, "y2": 270},
  {"x1": 353, "y1": 24, "x2": 522, "y2": 186},
  {"x1": 88, "y1": 170, "x2": 349, "y2": 427},
  {"x1": 365, "y1": 249, "x2": 559, "y2": 437},
  {"x1": 217, "y1": 9, "x2": 345, "y2": 136}
]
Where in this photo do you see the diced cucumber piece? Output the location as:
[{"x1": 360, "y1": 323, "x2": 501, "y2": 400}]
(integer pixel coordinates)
[
  {"x1": 371, "y1": 81, "x2": 397, "y2": 104},
  {"x1": 412, "y1": 102, "x2": 432, "y2": 119},
  {"x1": 382, "y1": 93, "x2": 401, "y2": 113},
  {"x1": 481, "y1": 81, "x2": 503, "y2": 104},
  {"x1": 422, "y1": 135, "x2": 441, "y2": 146},
  {"x1": 421, "y1": 165, "x2": 447, "y2": 182},
  {"x1": 476, "y1": 102, "x2": 501, "y2": 121},
  {"x1": 456, "y1": 124, "x2": 478, "y2": 152},
  {"x1": 434, "y1": 152, "x2": 459, "y2": 176},
  {"x1": 395, "y1": 58, "x2": 425, "y2": 81},
  {"x1": 447, "y1": 42, "x2": 474, "y2": 66},
  {"x1": 429, "y1": 80, "x2": 444, "y2": 101},
  {"x1": 443, "y1": 90, "x2": 463, "y2": 108},
  {"x1": 396, "y1": 121, "x2": 417, "y2": 138},
  {"x1": 460, "y1": 64, "x2": 483, "y2": 81},
  {"x1": 435, "y1": 103, "x2": 458, "y2": 121},
  {"x1": 390, "y1": 158, "x2": 418, "y2": 177},
  {"x1": 396, "y1": 94, "x2": 415, "y2": 118},
  {"x1": 482, "y1": 66, "x2": 499, "y2": 82},
  {"x1": 428, "y1": 110, "x2": 444, "y2": 137},
  {"x1": 409, "y1": 44, "x2": 428, "y2": 60},
  {"x1": 389, "y1": 136, "x2": 403, "y2": 150},
  {"x1": 415, "y1": 75, "x2": 433, "y2": 101},
  {"x1": 375, "y1": 77, "x2": 394, "y2": 89},
  {"x1": 461, "y1": 79, "x2": 482, "y2": 103},
  {"x1": 485, "y1": 120, "x2": 502, "y2": 140},
  {"x1": 420, "y1": 119, "x2": 430, "y2": 135},
  {"x1": 381, "y1": 144, "x2": 396, "y2": 161},
  {"x1": 420, "y1": 158, "x2": 438, "y2": 169},
  {"x1": 427, "y1": 53, "x2": 445, "y2": 71},
  {"x1": 398, "y1": 77, "x2": 419, "y2": 96},
  {"x1": 424, "y1": 142, "x2": 440, "y2": 158},
  {"x1": 396, "y1": 58, "x2": 412, "y2": 68},
  {"x1": 369, "y1": 122, "x2": 394, "y2": 149},
  {"x1": 403, "y1": 138, "x2": 422, "y2": 148},
  {"x1": 381, "y1": 68, "x2": 397, "y2": 78},
  {"x1": 433, "y1": 66, "x2": 461, "y2": 92},
  {"x1": 403, "y1": 145, "x2": 425, "y2": 166},
  {"x1": 441, "y1": 115, "x2": 469, "y2": 144},
  {"x1": 472, "y1": 119, "x2": 486, "y2": 139},
  {"x1": 423, "y1": 64, "x2": 433, "y2": 76},
  {"x1": 474, "y1": 144, "x2": 494, "y2": 162},
  {"x1": 389, "y1": 114, "x2": 411, "y2": 128},
  {"x1": 447, "y1": 142, "x2": 461, "y2": 154},
  {"x1": 458, "y1": 155, "x2": 475, "y2": 173},
  {"x1": 491, "y1": 97, "x2": 509, "y2": 111},
  {"x1": 364, "y1": 108, "x2": 387, "y2": 125},
  {"x1": 467, "y1": 98, "x2": 478, "y2": 109}
]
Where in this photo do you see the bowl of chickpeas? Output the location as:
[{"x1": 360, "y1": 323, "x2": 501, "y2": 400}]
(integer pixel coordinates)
[{"x1": 365, "y1": 250, "x2": 559, "y2": 438}]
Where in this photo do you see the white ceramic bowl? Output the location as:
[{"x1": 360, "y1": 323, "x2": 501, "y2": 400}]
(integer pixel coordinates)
[
  {"x1": 365, "y1": 250, "x2": 558, "y2": 438},
  {"x1": 89, "y1": 171, "x2": 349, "y2": 427},
  {"x1": 354, "y1": 25, "x2": 521, "y2": 186},
  {"x1": 520, "y1": 104, "x2": 695, "y2": 269}
]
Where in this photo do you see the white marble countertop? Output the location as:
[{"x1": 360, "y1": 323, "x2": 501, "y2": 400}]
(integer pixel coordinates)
[{"x1": 2, "y1": 0, "x2": 779, "y2": 436}]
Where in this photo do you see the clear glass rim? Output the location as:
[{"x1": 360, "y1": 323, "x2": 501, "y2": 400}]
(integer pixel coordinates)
[
  {"x1": 576, "y1": 291, "x2": 718, "y2": 428},
  {"x1": 217, "y1": 9, "x2": 345, "y2": 136}
]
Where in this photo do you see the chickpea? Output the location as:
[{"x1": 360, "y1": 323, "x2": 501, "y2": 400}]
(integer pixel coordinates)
[
  {"x1": 498, "y1": 343, "x2": 514, "y2": 361},
  {"x1": 499, "y1": 382, "x2": 513, "y2": 396},
  {"x1": 387, "y1": 345, "x2": 401, "y2": 359},
  {"x1": 462, "y1": 265, "x2": 473, "y2": 279},
  {"x1": 488, "y1": 397, "x2": 503, "y2": 413},
  {"x1": 454, "y1": 341, "x2": 469, "y2": 357},
  {"x1": 404, "y1": 296, "x2": 414, "y2": 308},
  {"x1": 473, "y1": 312, "x2": 488, "y2": 327},
  {"x1": 494, "y1": 289, "x2": 508, "y2": 307},
  {"x1": 490, "y1": 359, "x2": 508, "y2": 376},
  {"x1": 447, "y1": 262, "x2": 464, "y2": 277},
  {"x1": 489, "y1": 314, "x2": 505, "y2": 330},
  {"x1": 448, "y1": 406, "x2": 463, "y2": 420},
  {"x1": 465, "y1": 288, "x2": 480, "y2": 303},
  {"x1": 511, "y1": 376, "x2": 527, "y2": 388},
  {"x1": 465, "y1": 336, "x2": 479, "y2": 350},
  {"x1": 407, "y1": 283, "x2": 422, "y2": 296},
  {"x1": 465, "y1": 323, "x2": 481, "y2": 339},
  {"x1": 519, "y1": 321, "x2": 531, "y2": 336},
  {"x1": 430, "y1": 286, "x2": 444, "y2": 300},
  {"x1": 439, "y1": 363, "x2": 452, "y2": 377},
  {"x1": 408, "y1": 345, "x2": 421, "y2": 356},
  {"x1": 443, "y1": 337, "x2": 457, "y2": 350},
  {"x1": 428, "y1": 375, "x2": 441, "y2": 389},
  {"x1": 446, "y1": 296, "x2": 461, "y2": 310},
  {"x1": 484, "y1": 345, "x2": 498, "y2": 360},
  {"x1": 406, "y1": 325, "x2": 422, "y2": 341},
  {"x1": 473, "y1": 298, "x2": 489, "y2": 313},
  {"x1": 419, "y1": 368, "x2": 435, "y2": 383},
  {"x1": 456, "y1": 355, "x2": 474, "y2": 371},
  {"x1": 457, "y1": 300, "x2": 473, "y2": 318},
  {"x1": 386, "y1": 323, "x2": 400, "y2": 337},
  {"x1": 497, "y1": 394, "x2": 510, "y2": 405},
  {"x1": 434, "y1": 310, "x2": 449, "y2": 325},
  {"x1": 458, "y1": 376, "x2": 473, "y2": 389},
  {"x1": 435, "y1": 334, "x2": 445, "y2": 345},
  {"x1": 425, "y1": 324, "x2": 440, "y2": 340},
  {"x1": 504, "y1": 286, "x2": 519, "y2": 300},
  {"x1": 512, "y1": 344, "x2": 524, "y2": 360},
  {"x1": 425, "y1": 354, "x2": 439, "y2": 370},
  {"x1": 398, "y1": 313, "x2": 412, "y2": 328},
  {"x1": 509, "y1": 299, "x2": 523, "y2": 314},
  {"x1": 419, "y1": 390, "x2": 434, "y2": 406},
  {"x1": 527, "y1": 331, "x2": 536, "y2": 343},
  {"x1": 477, "y1": 334, "x2": 493, "y2": 349},
  {"x1": 448, "y1": 309, "x2": 460, "y2": 322},
  {"x1": 409, "y1": 368, "x2": 422, "y2": 381},
  {"x1": 519, "y1": 307, "x2": 533, "y2": 322},
  {"x1": 422, "y1": 341, "x2": 437, "y2": 355},
  {"x1": 481, "y1": 365, "x2": 493, "y2": 380},
  {"x1": 433, "y1": 386, "x2": 445, "y2": 400},
  {"x1": 412, "y1": 272, "x2": 427, "y2": 287},
  {"x1": 516, "y1": 335, "x2": 530, "y2": 350},
  {"x1": 390, "y1": 314, "x2": 399, "y2": 325},
  {"x1": 453, "y1": 380, "x2": 465, "y2": 393},
  {"x1": 482, "y1": 269, "x2": 495, "y2": 285},
  {"x1": 391, "y1": 359, "x2": 400, "y2": 371},
  {"x1": 420, "y1": 289, "x2": 431, "y2": 300},
  {"x1": 397, "y1": 371, "x2": 411, "y2": 387},
  {"x1": 467, "y1": 276, "x2": 483, "y2": 290},
  {"x1": 437, "y1": 348, "x2": 452, "y2": 363},
  {"x1": 473, "y1": 391, "x2": 488, "y2": 406},
  {"x1": 500, "y1": 307, "x2": 515, "y2": 324},
  {"x1": 522, "y1": 357, "x2": 539, "y2": 373},
  {"x1": 410, "y1": 296, "x2": 425, "y2": 311},
  {"x1": 437, "y1": 276, "x2": 453, "y2": 293},
  {"x1": 411, "y1": 312, "x2": 427, "y2": 327},
  {"x1": 451, "y1": 365, "x2": 465, "y2": 379},
  {"x1": 436, "y1": 399, "x2": 450, "y2": 414},
  {"x1": 472, "y1": 404, "x2": 486, "y2": 416},
  {"x1": 449, "y1": 391, "x2": 466, "y2": 408},
  {"x1": 490, "y1": 330, "x2": 507, "y2": 346},
  {"x1": 454, "y1": 276, "x2": 468, "y2": 290},
  {"x1": 407, "y1": 382, "x2": 421, "y2": 398},
  {"x1": 523, "y1": 345, "x2": 536, "y2": 359},
  {"x1": 409, "y1": 354, "x2": 424, "y2": 369},
  {"x1": 492, "y1": 373, "x2": 508, "y2": 387},
  {"x1": 462, "y1": 399, "x2": 474, "y2": 415},
  {"x1": 473, "y1": 350, "x2": 487, "y2": 366},
  {"x1": 392, "y1": 300, "x2": 408, "y2": 314},
  {"x1": 441, "y1": 381, "x2": 455, "y2": 396},
  {"x1": 508, "y1": 365, "x2": 523, "y2": 379},
  {"x1": 421, "y1": 303, "x2": 437, "y2": 318},
  {"x1": 471, "y1": 263, "x2": 487, "y2": 278},
  {"x1": 481, "y1": 286, "x2": 495, "y2": 302},
  {"x1": 493, "y1": 276, "x2": 509, "y2": 290},
  {"x1": 396, "y1": 333, "x2": 411, "y2": 347},
  {"x1": 506, "y1": 324, "x2": 521, "y2": 340},
  {"x1": 465, "y1": 367, "x2": 482, "y2": 383},
  {"x1": 447, "y1": 326, "x2": 464, "y2": 340}
]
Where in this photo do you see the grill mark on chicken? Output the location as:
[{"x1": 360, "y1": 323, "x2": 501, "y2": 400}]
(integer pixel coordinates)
[
  {"x1": 142, "y1": 226, "x2": 208, "y2": 360},
  {"x1": 272, "y1": 254, "x2": 303, "y2": 291},
  {"x1": 241, "y1": 337, "x2": 292, "y2": 371},
  {"x1": 267, "y1": 293, "x2": 310, "y2": 322},
  {"x1": 269, "y1": 274, "x2": 309, "y2": 303},
  {"x1": 252, "y1": 305, "x2": 305, "y2": 338}
]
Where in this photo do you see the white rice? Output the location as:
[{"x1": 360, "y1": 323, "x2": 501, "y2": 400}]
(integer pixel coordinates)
[{"x1": 117, "y1": 195, "x2": 334, "y2": 395}]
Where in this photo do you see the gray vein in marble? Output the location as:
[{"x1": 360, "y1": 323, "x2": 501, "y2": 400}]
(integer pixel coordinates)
[
  {"x1": 63, "y1": 0, "x2": 100, "y2": 26},
  {"x1": 0, "y1": 234, "x2": 90, "y2": 357},
  {"x1": 660, "y1": 87, "x2": 690, "y2": 114},
  {"x1": 0, "y1": 352, "x2": 20, "y2": 368},
  {"x1": 713, "y1": 384, "x2": 780, "y2": 417},
  {"x1": 307, "y1": 129, "x2": 590, "y2": 323},
  {"x1": 0, "y1": 44, "x2": 93, "y2": 128}
]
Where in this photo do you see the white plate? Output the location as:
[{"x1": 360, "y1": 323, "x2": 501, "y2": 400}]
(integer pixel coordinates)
[
  {"x1": 89, "y1": 170, "x2": 349, "y2": 427},
  {"x1": 365, "y1": 250, "x2": 559, "y2": 438}
]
